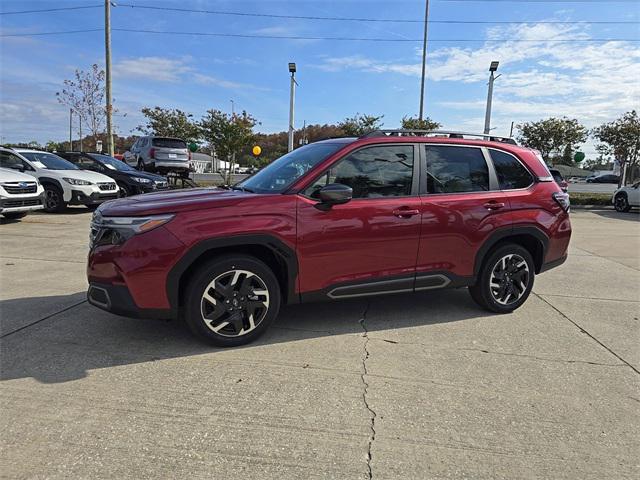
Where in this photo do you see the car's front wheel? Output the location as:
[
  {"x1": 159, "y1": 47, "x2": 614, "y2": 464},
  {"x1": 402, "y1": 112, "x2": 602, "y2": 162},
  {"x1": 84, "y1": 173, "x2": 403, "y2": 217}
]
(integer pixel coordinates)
[
  {"x1": 469, "y1": 243, "x2": 535, "y2": 313},
  {"x1": 614, "y1": 193, "x2": 631, "y2": 212},
  {"x1": 43, "y1": 185, "x2": 66, "y2": 213},
  {"x1": 184, "y1": 255, "x2": 281, "y2": 347}
]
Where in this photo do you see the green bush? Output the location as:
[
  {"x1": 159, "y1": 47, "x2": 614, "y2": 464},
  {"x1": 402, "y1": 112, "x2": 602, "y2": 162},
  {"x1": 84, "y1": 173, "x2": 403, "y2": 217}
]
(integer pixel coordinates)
[{"x1": 569, "y1": 192, "x2": 611, "y2": 205}]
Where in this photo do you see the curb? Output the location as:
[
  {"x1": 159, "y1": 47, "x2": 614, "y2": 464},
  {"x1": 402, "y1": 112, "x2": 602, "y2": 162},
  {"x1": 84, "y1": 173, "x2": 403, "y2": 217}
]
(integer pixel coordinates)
[{"x1": 569, "y1": 204, "x2": 613, "y2": 210}]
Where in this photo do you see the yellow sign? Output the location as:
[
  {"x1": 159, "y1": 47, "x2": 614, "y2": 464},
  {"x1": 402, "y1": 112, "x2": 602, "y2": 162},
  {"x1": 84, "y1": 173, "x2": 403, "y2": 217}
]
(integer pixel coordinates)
[{"x1": 252, "y1": 145, "x2": 262, "y2": 156}]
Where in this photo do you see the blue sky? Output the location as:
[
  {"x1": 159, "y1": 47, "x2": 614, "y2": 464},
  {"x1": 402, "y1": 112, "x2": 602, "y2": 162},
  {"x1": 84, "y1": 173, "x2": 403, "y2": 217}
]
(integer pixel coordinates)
[{"x1": 1, "y1": 0, "x2": 639, "y2": 156}]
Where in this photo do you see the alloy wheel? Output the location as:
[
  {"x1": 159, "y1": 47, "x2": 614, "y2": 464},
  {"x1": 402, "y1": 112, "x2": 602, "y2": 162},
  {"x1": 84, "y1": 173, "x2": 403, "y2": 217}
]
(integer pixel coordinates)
[
  {"x1": 614, "y1": 195, "x2": 629, "y2": 212},
  {"x1": 45, "y1": 189, "x2": 60, "y2": 210},
  {"x1": 489, "y1": 254, "x2": 530, "y2": 305},
  {"x1": 200, "y1": 269, "x2": 270, "y2": 337}
]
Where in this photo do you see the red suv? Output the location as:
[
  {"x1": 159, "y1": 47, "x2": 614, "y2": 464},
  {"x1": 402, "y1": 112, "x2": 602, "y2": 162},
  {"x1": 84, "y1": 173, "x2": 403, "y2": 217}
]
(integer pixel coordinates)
[{"x1": 88, "y1": 131, "x2": 571, "y2": 346}]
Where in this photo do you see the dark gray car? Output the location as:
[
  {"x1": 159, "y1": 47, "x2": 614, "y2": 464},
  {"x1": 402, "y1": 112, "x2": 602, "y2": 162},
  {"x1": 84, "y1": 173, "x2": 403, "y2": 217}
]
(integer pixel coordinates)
[{"x1": 124, "y1": 136, "x2": 190, "y2": 173}]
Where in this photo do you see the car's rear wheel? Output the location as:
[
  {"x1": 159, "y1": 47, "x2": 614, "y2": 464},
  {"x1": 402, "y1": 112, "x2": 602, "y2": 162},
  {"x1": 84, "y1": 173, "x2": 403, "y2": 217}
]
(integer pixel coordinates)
[
  {"x1": 2, "y1": 212, "x2": 28, "y2": 220},
  {"x1": 43, "y1": 185, "x2": 66, "y2": 213},
  {"x1": 614, "y1": 193, "x2": 631, "y2": 212},
  {"x1": 469, "y1": 243, "x2": 535, "y2": 313},
  {"x1": 184, "y1": 255, "x2": 281, "y2": 347}
]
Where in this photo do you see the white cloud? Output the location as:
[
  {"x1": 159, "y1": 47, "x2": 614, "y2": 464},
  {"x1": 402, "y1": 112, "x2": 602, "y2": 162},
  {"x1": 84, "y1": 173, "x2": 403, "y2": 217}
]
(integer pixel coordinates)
[
  {"x1": 314, "y1": 23, "x2": 640, "y2": 127},
  {"x1": 114, "y1": 56, "x2": 194, "y2": 82}
]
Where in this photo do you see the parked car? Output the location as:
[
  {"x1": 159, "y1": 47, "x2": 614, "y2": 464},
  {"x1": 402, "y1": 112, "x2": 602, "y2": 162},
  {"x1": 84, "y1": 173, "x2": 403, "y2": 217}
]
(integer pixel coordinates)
[
  {"x1": 87, "y1": 131, "x2": 571, "y2": 347},
  {"x1": 612, "y1": 181, "x2": 640, "y2": 212},
  {"x1": 58, "y1": 152, "x2": 168, "y2": 197},
  {"x1": 1, "y1": 148, "x2": 119, "y2": 212},
  {"x1": 549, "y1": 168, "x2": 568, "y2": 193},
  {"x1": 586, "y1": 174, "x2": 619, "y2": 184},
  {"x1": 0, "y1": 163, "x2": 44, "y2": 220},
  {"x1": 123, "y1": 136, "x2": 190, "y2": 173}
]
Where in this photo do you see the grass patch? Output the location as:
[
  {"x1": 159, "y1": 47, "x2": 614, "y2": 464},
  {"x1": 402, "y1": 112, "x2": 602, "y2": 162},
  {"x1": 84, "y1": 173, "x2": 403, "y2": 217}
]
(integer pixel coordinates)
[{"x1": 569, "y1": 192, "x2": 611, "y2": 205}]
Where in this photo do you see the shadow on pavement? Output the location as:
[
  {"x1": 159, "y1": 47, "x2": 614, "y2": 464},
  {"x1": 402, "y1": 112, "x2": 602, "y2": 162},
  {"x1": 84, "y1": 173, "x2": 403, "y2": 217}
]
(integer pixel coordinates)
[
  {"x1": 591, "y1": 209, "x2": 639, "y2": 222},
  {"x1": 0, "y1": 288, "x2": 485, "y2": 384}
]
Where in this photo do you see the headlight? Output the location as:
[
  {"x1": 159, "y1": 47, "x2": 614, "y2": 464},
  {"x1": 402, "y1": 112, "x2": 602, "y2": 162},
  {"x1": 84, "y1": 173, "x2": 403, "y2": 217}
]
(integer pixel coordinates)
[
  {"x1": 132, "y1": 177, "x2": 152, "y2": 184},
  {"x1": 63, "y1": 177, "x2": 93, "y2": 186},
  {"x1": 90, "y1": 214, "x2": 175, "y2": 247}
]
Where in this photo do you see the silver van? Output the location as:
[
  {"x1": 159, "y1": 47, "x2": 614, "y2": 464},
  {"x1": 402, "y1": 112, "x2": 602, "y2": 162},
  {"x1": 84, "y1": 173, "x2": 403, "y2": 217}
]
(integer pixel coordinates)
[{"x1": 124, "y1": 136, "x2": 190, "y2": 172}]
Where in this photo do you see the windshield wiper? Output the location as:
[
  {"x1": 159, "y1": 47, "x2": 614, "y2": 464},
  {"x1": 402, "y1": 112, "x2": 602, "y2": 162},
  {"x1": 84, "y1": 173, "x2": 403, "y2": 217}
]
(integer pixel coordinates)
[{"x1": 231, "y1": 185, "x2": 255, "y2": 193}]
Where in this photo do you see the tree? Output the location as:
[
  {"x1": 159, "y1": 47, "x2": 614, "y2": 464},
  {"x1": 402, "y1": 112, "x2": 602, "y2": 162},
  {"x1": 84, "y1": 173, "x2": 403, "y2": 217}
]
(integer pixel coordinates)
[
  {"x1": 199, "y1": 110, "x2": 259, "y2": 183},
  {"x1": 516, "y1": 117, "x2": 587, "y2": 165},
  {"x1": 56, "y1": 64, "x2": 107, "y2": 142},
  {"x1": 592, "y1": 110, "x2": 640, "y2": 185},
  {"x1": 401, "y1": 116, "x2": 441, "y2": 131},
  {"x1": 137, "y1": 107, "x2": 200, "y2": 143},
  {"x1": 338, "y1": 113, "x2": 384, "y2": 136}
]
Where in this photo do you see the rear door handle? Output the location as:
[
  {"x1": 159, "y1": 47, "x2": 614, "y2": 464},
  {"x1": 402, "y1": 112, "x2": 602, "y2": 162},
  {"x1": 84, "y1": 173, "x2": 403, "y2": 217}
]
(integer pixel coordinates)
[
  {"x1": 393, "y1": 208, "x2": 420, "y2": 218},
  {"x1": 483, "y1": 201, "x2": 505, "y2": 210}
]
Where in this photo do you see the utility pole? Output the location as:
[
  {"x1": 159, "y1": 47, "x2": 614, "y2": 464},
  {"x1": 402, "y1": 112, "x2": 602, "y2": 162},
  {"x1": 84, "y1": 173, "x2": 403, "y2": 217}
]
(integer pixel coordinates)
[
  {"x1": 79, "y1": 117, "x2": 83, "y2": 152},
  {"x1": 484, "y1": 61, "x2": 500, "y2": 135},
  {"x1": 288, "y1": 62, "x2": 297, "y2": 152},
  {"x1": 418, "y1": 0, "x2": 430, "y2": 121},
  {"x1": 105, "y1": 0, "x2": 114, "y2": 156},
  {"x1": 69, "y1": 109, "x2": 73, "y2": 151},
  {"x1": 509, "y1": 121, "x2": 514, "y2": 138}
]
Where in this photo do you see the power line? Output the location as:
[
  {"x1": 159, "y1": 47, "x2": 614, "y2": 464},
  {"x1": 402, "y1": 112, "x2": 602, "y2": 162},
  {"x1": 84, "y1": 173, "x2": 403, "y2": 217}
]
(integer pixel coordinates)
[
  {"x1": 115, "y1": 3, "x2": 638, "y2": 25},
  {"x1": 0, "y1": 5, "x2": 101, "y2": 15},
  {"x1": 2, "y1": 28, "x2": 638, "y2": 42}
]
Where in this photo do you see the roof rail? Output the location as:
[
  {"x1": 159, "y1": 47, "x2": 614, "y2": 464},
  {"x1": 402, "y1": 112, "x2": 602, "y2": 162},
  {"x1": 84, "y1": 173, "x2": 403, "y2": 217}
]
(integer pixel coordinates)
[{"x1": 360, "y1": 129, "x2": 517, "y2": 145}]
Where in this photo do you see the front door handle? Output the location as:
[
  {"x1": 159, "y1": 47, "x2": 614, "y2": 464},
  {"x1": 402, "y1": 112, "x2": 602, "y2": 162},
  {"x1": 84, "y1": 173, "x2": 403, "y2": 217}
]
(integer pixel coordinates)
[
  {"x1": 484, "y1": 201, "x2": 505, "y2": 210},
  {"x1": 393, "y1": 208, "x2": 420, "y2": 218}
]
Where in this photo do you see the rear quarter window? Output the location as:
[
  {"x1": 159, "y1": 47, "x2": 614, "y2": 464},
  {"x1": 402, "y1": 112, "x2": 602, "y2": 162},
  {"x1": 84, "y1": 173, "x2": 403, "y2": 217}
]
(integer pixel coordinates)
[
  {"x1": 152, "y1": 138, "x2": 187, "y2": 149},
  {"x1": 490, "y1": 150, "x2": 534, "y2": 190}
]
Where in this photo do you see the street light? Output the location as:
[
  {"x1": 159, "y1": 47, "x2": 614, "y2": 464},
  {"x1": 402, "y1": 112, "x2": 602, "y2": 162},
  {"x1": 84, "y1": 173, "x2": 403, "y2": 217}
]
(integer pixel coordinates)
[
  {"x1": 288, "y1": 63, "x2": 297, "y2": 152},
  {"x1": 484, "y1": 61, "x2": 500, "y2": 135}
]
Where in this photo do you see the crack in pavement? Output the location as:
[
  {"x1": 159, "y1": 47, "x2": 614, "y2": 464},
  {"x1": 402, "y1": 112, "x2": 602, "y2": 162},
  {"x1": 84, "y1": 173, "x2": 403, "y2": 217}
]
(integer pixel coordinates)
[
  {"x1": 459, "y1": 347, "x2": 627, "y2": 367},
  {"x1": 358, "y1": 301, "x2": 375, "y2": 480},
  {"x1": 0, "y1": 300, "x2": 87, "y2": 338},
  {"x1": 534, "y1": 293, "x2": 639, "y2": 375}
]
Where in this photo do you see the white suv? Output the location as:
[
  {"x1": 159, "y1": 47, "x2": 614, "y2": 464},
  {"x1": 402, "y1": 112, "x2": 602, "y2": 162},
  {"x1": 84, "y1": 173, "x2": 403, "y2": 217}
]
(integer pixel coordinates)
[
  {"x1": 0, "y1": 166, "x2": 45, "y2": 220},
  {"x1": 0, "y1": 148, "x2": 119, "y2": 213},
  {"x1": 612, "y1": 181, "x2": 640, "y2": 212}
]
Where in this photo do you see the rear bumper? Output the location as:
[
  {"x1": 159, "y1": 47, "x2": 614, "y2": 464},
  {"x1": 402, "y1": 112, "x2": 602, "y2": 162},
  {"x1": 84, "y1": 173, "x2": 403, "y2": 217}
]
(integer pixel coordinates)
[
  {"x1": 70, "y1": 190, "x2": 118, "y2": 205},
  {"x1": 152, "y1": 161, "x2": 190, "y2": 171},
  {"x1": 540, "y1": 254, "x2": 567, "y2": 273},
  {"x1": 87, "y1": 282, "x2": 172, "y2": 320}
]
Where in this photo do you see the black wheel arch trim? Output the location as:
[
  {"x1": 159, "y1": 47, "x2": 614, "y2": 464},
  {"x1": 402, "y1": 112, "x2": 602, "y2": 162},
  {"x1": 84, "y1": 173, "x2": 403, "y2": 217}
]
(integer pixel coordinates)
[
  {"x1": 38, "y1": 176, "x2": 64, "y2": 191},
  {"x1": 474, "y1": 226, "x2": 549, "y2": 276},
  {"x1": 166, "y1": 234, "x2": 299, "y2": 315}
]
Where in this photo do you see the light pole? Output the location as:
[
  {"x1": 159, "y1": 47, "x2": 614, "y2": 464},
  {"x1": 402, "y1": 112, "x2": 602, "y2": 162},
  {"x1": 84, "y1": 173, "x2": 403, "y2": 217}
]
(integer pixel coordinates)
[
  {"x1": 105, "y1": 0, "x2": 114, "y2": 156},
  {"x1": 418, "y1": 0, "x2": 430, "y2": 121},
  {"x1": 288, "y1": 62, "x2": 297, "y2": 152},
  {"x1": 484, "y1": 61, "x2": 500, "y2": 135},
  {"x1": 69, "y1": 109, "x2": 73, "y2": 151},
  {"x1": 230, "y1": 99, "x2": 235, "y2": 115}
]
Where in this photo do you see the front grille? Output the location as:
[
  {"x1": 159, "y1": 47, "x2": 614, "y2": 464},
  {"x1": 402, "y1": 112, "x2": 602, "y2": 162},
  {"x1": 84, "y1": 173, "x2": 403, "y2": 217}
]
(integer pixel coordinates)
[
  {"x1": 1, "y1": 183, "x2": 38, "y2": 194},
  {"x1": 98, "y1": 182, "x2": 117, "y2": 191},
  {"x1": 98, "y1": 193, "x2": 118, "y2": 200},
  {"x1": 3, "y1": 199, "x2": 41, "y2": 208}
]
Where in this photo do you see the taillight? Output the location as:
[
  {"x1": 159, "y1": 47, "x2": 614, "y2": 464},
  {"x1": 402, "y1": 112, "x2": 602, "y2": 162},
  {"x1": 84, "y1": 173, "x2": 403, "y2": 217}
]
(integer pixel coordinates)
[
  {"x1": 552, "y1": 192, "x2": 570, "y2": 212},
  {"x1": 149, "y1": 147, "x2": 155, "y2": 159}
]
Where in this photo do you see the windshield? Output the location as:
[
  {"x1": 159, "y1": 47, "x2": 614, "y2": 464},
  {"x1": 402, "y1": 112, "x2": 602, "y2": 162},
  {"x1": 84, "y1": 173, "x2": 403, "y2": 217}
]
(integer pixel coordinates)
[
  {"x1": 237, "y1": 143, "x2": 346, "y2": 193},
  {"x1": 20, "y1": 152, "x2": 78, "y2": 170},
  {"x1": 90, "y1": 154, "x2": 136, "y2": 172}
]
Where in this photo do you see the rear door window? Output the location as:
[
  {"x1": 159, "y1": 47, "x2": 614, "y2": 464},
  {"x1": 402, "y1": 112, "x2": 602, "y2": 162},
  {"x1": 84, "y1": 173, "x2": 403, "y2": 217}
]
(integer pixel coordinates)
[
  {"x1": 425, "y1": 146, "x2": 489, "y2": 193},
  {"x1": 490, "y1": 149, "x2": 534, "y2": 190},
  {"x1": 152, "y1": 138, "x2": 187, "y2": 149}
]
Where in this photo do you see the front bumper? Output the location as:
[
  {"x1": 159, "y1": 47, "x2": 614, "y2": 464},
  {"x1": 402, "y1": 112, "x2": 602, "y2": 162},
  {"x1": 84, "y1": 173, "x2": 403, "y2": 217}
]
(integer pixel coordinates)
[
  {"x1": 70, "y1": 190, "x2": 119, "y2": 206},
  {"x1": 0, "y1": 193, "x2": 45, "y2": 213},
  {"x1": 88, "y1": 282, "x2": 172, "y2": 319}
]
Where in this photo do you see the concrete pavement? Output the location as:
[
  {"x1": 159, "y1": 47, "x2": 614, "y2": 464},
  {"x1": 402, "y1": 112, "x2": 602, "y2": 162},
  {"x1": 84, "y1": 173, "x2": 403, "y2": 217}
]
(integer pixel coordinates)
[{"x1": 1, "y1": 209, "x2": 638, "y2": 479}]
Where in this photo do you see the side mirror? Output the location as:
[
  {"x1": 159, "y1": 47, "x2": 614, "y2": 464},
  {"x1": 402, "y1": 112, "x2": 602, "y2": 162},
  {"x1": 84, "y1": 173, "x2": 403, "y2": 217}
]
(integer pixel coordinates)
[
  {"x1": 8, "y1": 164, "x2": 25, "y2": 172},
  {"x1": 315, "y1": 183, "x2": 352, "y2": 211}
]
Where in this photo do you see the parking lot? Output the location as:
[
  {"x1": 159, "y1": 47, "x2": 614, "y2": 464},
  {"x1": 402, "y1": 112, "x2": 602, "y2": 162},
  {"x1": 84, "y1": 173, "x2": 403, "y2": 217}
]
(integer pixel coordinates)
[{"x1": 1, "y1": 208, "x2": 638, "y2": 479}]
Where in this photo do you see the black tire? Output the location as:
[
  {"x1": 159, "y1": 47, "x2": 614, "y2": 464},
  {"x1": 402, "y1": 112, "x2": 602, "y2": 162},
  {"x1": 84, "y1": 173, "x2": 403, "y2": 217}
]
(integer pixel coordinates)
[
  {"x1": 469, "y1": 243, "x2": 535, "y2": 313},
  {"x1": 614, "y1": 193, "x2": 631, "y2": 213},
  {"x1": 2, "y1": 212, "x2": 28, "y2": 220},
  {"x1": 43, "y1": 184, "x2": 66, "y2": 213},
  {"x1": 184, "y1": 255, "x2": 281, "y2": 347},
  {"x1": 117, "y1": 182, "x2": 131, "y2": 198}
]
